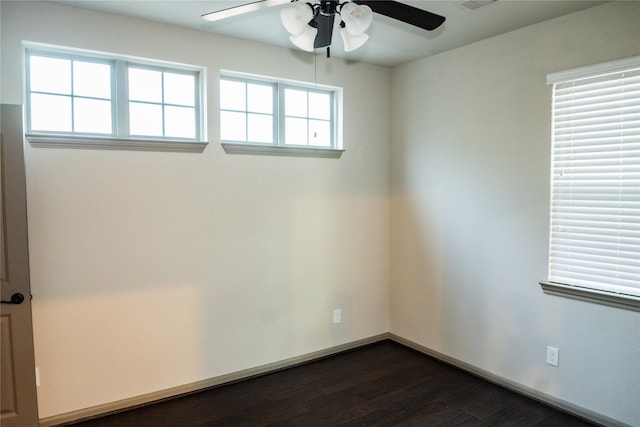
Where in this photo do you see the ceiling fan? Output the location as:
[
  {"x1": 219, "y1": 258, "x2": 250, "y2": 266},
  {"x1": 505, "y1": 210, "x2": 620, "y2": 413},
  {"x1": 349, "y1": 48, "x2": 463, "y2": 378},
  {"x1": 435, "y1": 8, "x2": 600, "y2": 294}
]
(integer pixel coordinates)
[{"x1": 202, "y1": 0, "x2": 446, "y2": 56}]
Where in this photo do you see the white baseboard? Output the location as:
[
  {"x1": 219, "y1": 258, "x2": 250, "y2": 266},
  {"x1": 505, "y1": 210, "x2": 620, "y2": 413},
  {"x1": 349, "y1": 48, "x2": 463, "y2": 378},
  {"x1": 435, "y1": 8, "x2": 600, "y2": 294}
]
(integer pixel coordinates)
[
  {"x1": 389, "y1": 333, "x2": 629, "y2": 427},
  {"x1": 40, "y1": 333, "x2": 628, "y2": 427},
  {"x1": 39, "y1": 334, "x2": 388, "y2": 427}
]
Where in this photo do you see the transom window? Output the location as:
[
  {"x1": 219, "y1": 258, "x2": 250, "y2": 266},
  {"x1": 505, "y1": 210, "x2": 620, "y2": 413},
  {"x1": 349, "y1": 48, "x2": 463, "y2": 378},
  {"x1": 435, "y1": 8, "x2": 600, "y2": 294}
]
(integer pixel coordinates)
[
  {"x1": 220, "y1": 73, "x2": 340, "y2": 150},
  {"x1": 25, "y1": 47, "x2": 204, "y2": 146}
]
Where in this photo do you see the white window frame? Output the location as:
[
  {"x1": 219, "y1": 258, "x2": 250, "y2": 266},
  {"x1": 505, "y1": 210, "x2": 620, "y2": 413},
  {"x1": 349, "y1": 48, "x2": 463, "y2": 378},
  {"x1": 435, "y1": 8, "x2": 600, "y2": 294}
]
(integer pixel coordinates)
[
  {"x1": 24, "y1": 43, "x2": 207, "y2": 153},
  {"x1": 220, "y1": 71, "x2": 344, "y2": 159},
  {"x1": 540, "y1": 55, "x2": 640, "y2": 312}
]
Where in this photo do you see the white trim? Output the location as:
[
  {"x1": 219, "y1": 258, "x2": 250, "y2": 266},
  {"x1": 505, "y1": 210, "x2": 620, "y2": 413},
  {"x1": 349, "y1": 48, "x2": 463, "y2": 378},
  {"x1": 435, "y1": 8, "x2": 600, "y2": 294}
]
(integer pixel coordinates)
[
  {"x1": 39, "y1": 333, "x2": 630, "y2": 427},
  {"x1": 546, "y1": 55, "x2": 640, "y2": 84},
  {"x1": 38, "y1": 334, "x2": 387, "y2": 426},
  {"x1": 220, "y1": 68, "x2": 338, "y2": 92},
  {"x1": 540, "y1": 281, "x2": 640, "y2": 312},
  {"x1": 23, "y1": 41, "x2": 204, "y2": 73},
  {"x1": 221, "y1": 142, "x2": 344, "y2": 158},
  {"x1": 27, "y1": 134, "x2": 208, "y2": 153}
]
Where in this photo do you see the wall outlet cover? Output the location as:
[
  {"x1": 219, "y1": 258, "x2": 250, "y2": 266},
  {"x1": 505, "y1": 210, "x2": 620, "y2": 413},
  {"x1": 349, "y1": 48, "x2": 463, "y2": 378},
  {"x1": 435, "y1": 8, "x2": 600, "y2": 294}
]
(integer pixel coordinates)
[{"x1": 546, "y1": 346, "x2": 559, "y2": 367}]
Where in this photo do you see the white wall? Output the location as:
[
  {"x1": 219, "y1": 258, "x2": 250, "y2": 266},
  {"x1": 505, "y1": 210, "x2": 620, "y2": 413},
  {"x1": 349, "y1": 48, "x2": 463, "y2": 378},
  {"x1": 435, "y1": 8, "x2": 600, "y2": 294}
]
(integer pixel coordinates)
[
  {"x1": 1, "y1": 1, "x2": 391, "y2": 418},
  {"x1": 390, "y1": 2, "x2": 640, "y2": 426}
]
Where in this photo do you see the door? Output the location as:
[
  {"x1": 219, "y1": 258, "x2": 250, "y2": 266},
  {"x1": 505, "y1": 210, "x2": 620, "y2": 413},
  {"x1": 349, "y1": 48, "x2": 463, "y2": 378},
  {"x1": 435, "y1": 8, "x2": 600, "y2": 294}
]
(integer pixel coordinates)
[{"x1": 1, "y1": 104, "x2": 39, "y2": 426}]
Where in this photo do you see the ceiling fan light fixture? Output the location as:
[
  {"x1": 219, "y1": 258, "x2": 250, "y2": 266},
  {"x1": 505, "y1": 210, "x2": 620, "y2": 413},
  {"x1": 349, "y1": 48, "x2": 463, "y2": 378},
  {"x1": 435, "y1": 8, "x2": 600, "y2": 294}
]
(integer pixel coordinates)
[
  {"x1": 290, "y1": 26, "x2": 318, "y2": 52},
  {"x1": 340, "y1": 27, "x2": 369, "y2": 52},
  {"x1": 281, "y1": 2, "x2": 314, "y2": 35},
  {"x1": 205, "y1": 0, "x2": 447, "y2": 58},
  {"x1": 340, "y1": 2, "x2": 373, "y2": 35}
]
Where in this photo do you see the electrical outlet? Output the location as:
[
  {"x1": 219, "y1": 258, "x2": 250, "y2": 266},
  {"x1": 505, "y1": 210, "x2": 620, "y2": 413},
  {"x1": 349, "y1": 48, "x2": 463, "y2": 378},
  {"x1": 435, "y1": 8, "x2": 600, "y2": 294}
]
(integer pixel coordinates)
[
  {"x1": 546, "y1": 346, "x2": 559, "y2": 367},
  {"x1": 35, "y1": 367, "x2": 40, "y2": 387},
  {"x1": 333, "y1": 309, "x2": 341, "y2": 324}
]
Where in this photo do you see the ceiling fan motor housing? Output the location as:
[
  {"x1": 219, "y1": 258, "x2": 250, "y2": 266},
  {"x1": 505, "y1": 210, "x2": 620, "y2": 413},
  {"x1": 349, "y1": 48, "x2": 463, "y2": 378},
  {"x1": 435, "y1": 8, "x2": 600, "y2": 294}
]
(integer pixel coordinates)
[{"x1": 319, "y1": 0, "x2": 339, "y2": 16}]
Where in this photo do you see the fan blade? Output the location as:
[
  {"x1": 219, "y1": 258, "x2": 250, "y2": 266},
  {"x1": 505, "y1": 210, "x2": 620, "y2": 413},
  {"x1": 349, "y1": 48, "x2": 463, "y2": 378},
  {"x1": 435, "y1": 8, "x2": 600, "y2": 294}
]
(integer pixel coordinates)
[
  {"x1": 353, "y1": 0, "x2": 445, "y2": 31},
  {"x1": 202, "y1": 0, "x2": 291, "y2": 22}
]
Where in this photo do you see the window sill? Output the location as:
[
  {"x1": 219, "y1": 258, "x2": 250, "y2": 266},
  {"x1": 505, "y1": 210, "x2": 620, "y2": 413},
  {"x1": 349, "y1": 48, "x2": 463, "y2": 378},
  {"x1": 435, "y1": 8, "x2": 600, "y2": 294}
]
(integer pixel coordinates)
[
  {"x1": 221, "y1": 142, "x2": 344, "y2": 159},
  {"x1": 539, "y1": 281, "x2": 640, "y2": 312},
  {"x1": 26, "y1": 134, "x2": 208, "y2": 153}
]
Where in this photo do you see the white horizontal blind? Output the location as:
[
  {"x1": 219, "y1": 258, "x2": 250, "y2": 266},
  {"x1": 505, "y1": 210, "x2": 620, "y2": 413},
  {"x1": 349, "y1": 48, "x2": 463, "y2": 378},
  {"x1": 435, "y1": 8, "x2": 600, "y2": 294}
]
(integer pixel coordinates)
[{"x1": 548, "y1": 60, "x2": 640, "y2": 297}]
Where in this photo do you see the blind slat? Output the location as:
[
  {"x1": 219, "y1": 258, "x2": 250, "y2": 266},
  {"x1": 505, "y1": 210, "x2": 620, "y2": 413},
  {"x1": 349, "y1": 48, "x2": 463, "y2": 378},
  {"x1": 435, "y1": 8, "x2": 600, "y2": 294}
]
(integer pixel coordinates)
[{"x1": 551, "y1": 247, "x2": 640, "y2": 263}]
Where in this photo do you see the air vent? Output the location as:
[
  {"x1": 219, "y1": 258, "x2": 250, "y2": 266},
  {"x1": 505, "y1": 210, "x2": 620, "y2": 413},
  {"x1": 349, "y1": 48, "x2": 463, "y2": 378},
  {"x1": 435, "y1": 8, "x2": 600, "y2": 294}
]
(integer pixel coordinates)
[{"x1": 459, "y1": 0, "x2": 497, "y2": 10}]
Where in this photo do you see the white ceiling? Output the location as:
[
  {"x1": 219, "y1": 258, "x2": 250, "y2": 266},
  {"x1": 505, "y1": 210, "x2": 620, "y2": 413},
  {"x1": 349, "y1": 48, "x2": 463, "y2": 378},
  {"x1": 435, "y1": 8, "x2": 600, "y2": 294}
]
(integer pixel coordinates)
[{"x1": 54, "y1": 0, "x2": 607, "y2": 67}]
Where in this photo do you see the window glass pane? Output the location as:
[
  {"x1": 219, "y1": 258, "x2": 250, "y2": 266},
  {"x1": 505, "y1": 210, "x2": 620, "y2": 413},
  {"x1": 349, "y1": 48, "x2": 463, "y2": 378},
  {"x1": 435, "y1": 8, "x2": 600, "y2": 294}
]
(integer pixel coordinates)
[
  {"x1": 128, "y1": 68, "x2": 162, "y2": 102},
  {"x1": 129, "y1": 102, "x2": 163, "y2": 136},
  {"x1": 74, "y1": 98, "x2": 112, "y2": 134},
  {"x1": 247, "y1": 84, "x2": 273, "y2": 114},
  {"x1": 285, "y1": 117, "x2": 308, "y2": 145},
  {"x1": 309, "y1": 92, "x2": 330, "y2": 120},
  {"x1": 220, "y1": 111, "x2": 247, "y2": 141},
  {"x1": 30, "y1": 93, "x2": 72, "y2": 132},
  {"x1": 165, "y1": 106, "x2": 196, "y2": 138},
  {"x1": 73, "y1": 61, "x2": 111, "y2": 99},
  {"x1": 164, "y1": 72, "x2": 195, "y2": 106},
  {"x1": 308, "y1": 120, "x2": 331, "y2": 147},
  {"x1": 30, "y1": 56, "x2": 71, "y2": 94},
  {"x1": 248, "y1": 113, "x2": 273, "y2": 143},
  {"x1": 220, "y1": 80, "x2": 246, "y2": 111},
  {"x1": 285, "y1": 89, "x2": 307, "y2": 117}
]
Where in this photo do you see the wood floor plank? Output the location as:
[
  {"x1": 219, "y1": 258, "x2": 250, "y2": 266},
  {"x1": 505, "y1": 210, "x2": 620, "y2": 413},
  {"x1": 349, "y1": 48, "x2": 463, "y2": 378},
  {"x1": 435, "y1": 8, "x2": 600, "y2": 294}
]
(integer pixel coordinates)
[{"x1": 62, "y1": 341, "x2": 596, "y2": 427}]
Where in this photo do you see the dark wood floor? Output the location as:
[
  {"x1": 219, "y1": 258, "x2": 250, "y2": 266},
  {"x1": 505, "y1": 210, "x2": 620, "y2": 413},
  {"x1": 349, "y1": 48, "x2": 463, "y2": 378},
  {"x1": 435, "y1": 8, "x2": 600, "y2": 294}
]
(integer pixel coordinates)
[{"x1": 64, "y1": 340, "x2": 596, "y2": 427}]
